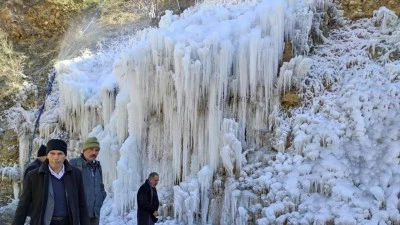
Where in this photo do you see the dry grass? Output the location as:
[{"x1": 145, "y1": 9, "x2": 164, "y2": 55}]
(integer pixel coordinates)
[
  {"x1": 281, "y1": 92, "x2": 300, "y2": 110},
  {"x1": 0, "y1": 29, "x2": 26, "y2": 102}
]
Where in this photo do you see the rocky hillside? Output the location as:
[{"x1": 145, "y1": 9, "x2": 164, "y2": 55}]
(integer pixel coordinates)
[{"x1": 340, "y1": 0, "x2": 399, "y2": 19}]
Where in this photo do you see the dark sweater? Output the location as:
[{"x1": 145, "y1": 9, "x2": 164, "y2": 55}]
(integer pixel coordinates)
[{"x1": 51, "y1": 175, "x2": 69, "y2": 217}]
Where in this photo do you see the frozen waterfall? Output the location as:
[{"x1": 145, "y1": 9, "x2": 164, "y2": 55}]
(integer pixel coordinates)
[{"x1": 41, "y1": 0, "x2": 328, "y2": 224}]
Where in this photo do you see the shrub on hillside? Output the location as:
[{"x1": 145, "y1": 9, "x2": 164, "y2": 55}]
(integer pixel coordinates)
[{"x1": 0, "y1": 29, "x2": 26, "y2": 103}]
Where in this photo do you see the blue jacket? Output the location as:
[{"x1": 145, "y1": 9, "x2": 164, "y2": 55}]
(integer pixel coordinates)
[{"x1": 70, "y1": 156, "x2": 107, "y2": 218}]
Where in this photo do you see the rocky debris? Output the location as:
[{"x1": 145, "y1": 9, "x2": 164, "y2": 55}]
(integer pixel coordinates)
[
  {"x1": 0, "y1": 0, "x2": 92, "y2": 40},
  {"x1": 338, "y1": 0, "x2": 400, "y2": 20}
]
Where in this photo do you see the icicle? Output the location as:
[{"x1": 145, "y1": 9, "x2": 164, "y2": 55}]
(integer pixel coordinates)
[
  {"x1": 220, "y1": 146, "x2": 234, "y2": 176},
  {"x1": 110, "y1": 91, "x2": 129, "y2": 144},
  {"x1": 112, "y1": 136, "x2": 142, "y2": 214},
  {"x1": 238, "y1": 207, "x2": 249, "y2": 225},
  {"x1": 101, "y1": 87, "x2": 116, "y2": 126},
  {"x1": 249, "y1": 28, "x2": 262, "y2": 100},
  {"x1": 13, "y1": 181, "x2": 20, "y2": 201},
  {"x1": 18, "y1": 135, "x2": 30, "y2": 180},
  {"x1": 197, "y1": 166, "x2": 213, "y2": 224},
  {"x1": 220, "y1": 179, "x2": 240, "y2": 225},
  {"x1": 173, "y1": 178, "x2": 200, "y2": 225},
  {"x1": 219, "y1": 119, "x2": 242, "y2": 177}
]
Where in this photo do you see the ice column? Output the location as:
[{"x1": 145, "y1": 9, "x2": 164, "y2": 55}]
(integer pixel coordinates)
[
  {"x1": 220, "y1": 119, "x2": 242, "y2": 177},
  {"x1": 112, "y1": 136, "x2": 142, "y2": 214},
  {"x1": 198, "y1": 166, "x2": 214, "y2": 224}
]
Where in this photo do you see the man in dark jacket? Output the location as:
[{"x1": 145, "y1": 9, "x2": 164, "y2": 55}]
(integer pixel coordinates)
[
  {"x1": 70, "y1": 137, "x2": 107, "y2": 225},
  {"x1": 137, "y1": 172, "x2": 160, "y2": 225},
  {"x1": 23, "y1": 144, "x2": 47, "y2": 180},
  {"x1": 12, "y1": 139, "x2": 90, "y2": 225},
  {"x1": 22, "y1": 144, "x2": 47, "y2": 220}
]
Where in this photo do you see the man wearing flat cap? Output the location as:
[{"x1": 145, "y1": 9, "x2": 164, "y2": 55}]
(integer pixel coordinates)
[
  {"x1": 70, "y1": 137, "x2": 107, "y2": 225},
  {"x1": 13, "y1": 139, "x2": 89, "y2": 225}
]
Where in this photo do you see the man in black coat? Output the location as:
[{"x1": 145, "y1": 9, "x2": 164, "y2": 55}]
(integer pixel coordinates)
[
  {"x1": 137, "y1": 172, "x2": 160, "y2": 225},
  {"x1": 23, "y1": 144, "x2": 47, "y2": 180},
  {"x1": 22, "y1": 144, "x2": 47, "y2": 220},
  {"x1": 13, "y1": 139, "x2": 90, "y2": 225}
]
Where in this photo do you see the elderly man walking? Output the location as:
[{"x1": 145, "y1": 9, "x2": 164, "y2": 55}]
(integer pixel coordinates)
[
  {"x1": 70, "y1": 137, "x2": 107, "y2": 225},
  {"x1": 137, "y1": 172, "x2": 160, "y2": 225},
  {"x1": 13, "y1": 139, "x2": 89, "y2": 225}
]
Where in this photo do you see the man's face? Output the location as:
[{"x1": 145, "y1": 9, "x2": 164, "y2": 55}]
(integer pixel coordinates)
[
  {"x1": 38, "y1": 156, "x2": 47, "y2": 162},
  {"x1": 47, "y1": 150, "x2": 66, "y2": 168},
  {"x1": 83, "y1": 147, "x2": 100, "y2": 161},
  {"x1": 149, "y1": 175, "x2": 159, "y2": 187}
]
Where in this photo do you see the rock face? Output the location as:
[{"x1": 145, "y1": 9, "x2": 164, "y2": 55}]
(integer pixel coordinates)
[
  {"x1": 0, "y1": 0, "x2": 82, "y2": 40},
  {"x1": 338, "y1": 0, "x2": 400, "y2": 20},
  {"x1": 0, "y1": 0, "x2": 86, "y2": 211},
  {"x1": 0, "y1": 1, "x2": 90, "y2": 112}
]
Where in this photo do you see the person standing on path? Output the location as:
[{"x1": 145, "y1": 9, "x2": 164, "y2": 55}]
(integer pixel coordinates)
[
  {"x1": 70, "y1": 137, "x2": 107, "y2": 225},
  {"x1": 137, "y1": 172, "x2": 160, "y2": 225},
  {"x1": 13, "y1": 139, "x2": 89, "y2": 225}
]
